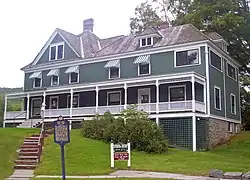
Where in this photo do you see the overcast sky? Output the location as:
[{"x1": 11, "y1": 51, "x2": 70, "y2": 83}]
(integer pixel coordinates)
[{"x1": 0, "y1": 0, "x2": 143, "y2": 88}]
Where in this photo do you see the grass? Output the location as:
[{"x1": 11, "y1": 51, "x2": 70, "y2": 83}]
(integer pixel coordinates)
[
  {"x1": 35, "y1": 130, "x2": 250, "y2": 176},
  {"x1": 32, "y1": 179, "x2": 176, "y2": 180},
  {"x1": 0, "y1": 128, "x2": 39, "y2": 180}
]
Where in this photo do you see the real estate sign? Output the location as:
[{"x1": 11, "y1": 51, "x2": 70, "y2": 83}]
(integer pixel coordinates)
[{"x1": 110, "y1": 141, "x2": 131, "y2": 168}]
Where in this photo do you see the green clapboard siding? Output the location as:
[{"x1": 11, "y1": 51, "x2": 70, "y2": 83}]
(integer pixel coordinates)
[
  {"x1": 36, "y1": 34, "x2": 79, "y2": 65},
  {"x1": 225, "y1": 59, "x2": 240, "y2": 121},
  {"x1": 159, "y1": 117, "x2": 193, "y2": 150}
]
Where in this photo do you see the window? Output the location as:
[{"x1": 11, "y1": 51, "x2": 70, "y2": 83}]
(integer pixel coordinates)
[
  {"x1": 175, "y1": 49, "x2": 199, "y2": 67},
  {"x1": 222, "y1": 43, "x2": 228, "y2": 52},
  {"x1": 230, "y1": 93, "x2": 236, "y2": 115},
  {"x1": 107, "y1": 92, "x2": 121, "y2": 106},
  {"x1": 210, "y1": 50, "x2": 222, "y2": 71},
  {"x1": 214, "y1": 86, "x2": 221, "y2": 110},
  {"x1": 50, "y1": 96, "x2": 59, "y2": 109},
  {"x1": 51, "y1": 75, "x2": 59, "y2": 86},
  {"x1": 33, "y1": 78, "x2": 42, "y2": 88},
  {"x1": 49, "y1": 42, "x2": 64, "y2": 61},
  {"x1": 139, "y1": 63, "x2": 150, "y2": 75},
  {"x1": 67, "y1": 94, "x2": 79, "y2": 108},
  {"x1": 109, "y1": 67, "x2": 120, "y2": 79},
  {"x1": 140, "y1": 37, "x2": 153, "y2": 47},
  {"x1": 169, "y1": 86, "x2": 186, "y2": 102},
  {"x1": 227, "y1": 63, "x2": 236, "y2": 80},
  {"x1": 69, "y1": 72, "x2": 79, "y2": 84},
  {"x1": 228, "y1": 122, "x2": 233, "y2": 132}
]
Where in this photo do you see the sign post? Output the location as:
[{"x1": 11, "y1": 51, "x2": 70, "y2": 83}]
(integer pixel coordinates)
[
  {"x1": 110, "y1": 140, "x2": 131, "y2": 168},
  {"x1": 53, "y1": 116, "x2": 70, "y2": 180}
]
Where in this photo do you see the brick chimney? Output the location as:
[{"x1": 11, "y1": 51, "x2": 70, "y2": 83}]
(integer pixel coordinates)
[{"x1": 83, "y1": 18, "x2": 94, "y2": 32}]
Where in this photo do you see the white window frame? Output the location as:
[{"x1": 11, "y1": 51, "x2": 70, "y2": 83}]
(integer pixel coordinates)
[
  {"x1": 69, "y1": 72, "x2": 79, "y2": 84},
  {"x1": 67, "y1": 94, "x2": 80, "y2": 108},
  {"x1": 214, "y1": 86, "x2": 221, "y2": 110},
  {"x1": 109, "y1": 67, "x2": 120, "y2": 79},
  {"x1": 230, "y1": 93, "x2": 236, "y2": 115},
  {"x1": 107, "y1": 91, "x2": 122, "y2": 106},
  {"x1": 174, "y1": 47, "x2": 201, "y2": 68},
  {"x1": 209, "y1": 49, "x2": 222, "y2": 72},
  {"x1": 168, "y1": 85, "x2": 186, "y2": 102},
  {"x1": 227, "y1": 62, "x2": 237, "y2": 81},
  {"x1": 49, "y1": 42, "x2": 65, "y2": 61},
  {"x1": 49, "y1": 96, "x2": 59, "y2": 109},
  {"x1": 138, "y1": 63, "x2": 151, "y2": 76},
  {"x1": 139, "y1": 37, "x2": 153, "y2": 47},
  {"x1": 137, "y1": 88, "x2": 151, "y2": 104},
  {"x1": 33, "y1": 77, "x2": 42, "y2": 88},
  {"x1": 50, "y1": 75, "x2": 59, "y2": 86}
]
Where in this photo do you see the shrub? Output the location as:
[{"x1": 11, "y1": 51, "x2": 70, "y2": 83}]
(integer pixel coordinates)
[{"x1": 81, "y1": 106, "x2": 168, "y2": 153}]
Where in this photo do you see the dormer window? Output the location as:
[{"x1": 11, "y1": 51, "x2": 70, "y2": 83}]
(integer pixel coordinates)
[
  {"x1": 49, "y1": 42, "x2": 64, "y2": 61},
  {"x1": 140, "y1": 37, "x2": 153, "y2": 47}
]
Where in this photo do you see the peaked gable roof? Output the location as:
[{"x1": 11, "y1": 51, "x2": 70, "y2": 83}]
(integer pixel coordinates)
[
  {"x1": 28, "y1": 29, "x2": 81, "y2": 67},
  {"x1": 136, "y1": 27, "x2": 163, "y2": 37}
]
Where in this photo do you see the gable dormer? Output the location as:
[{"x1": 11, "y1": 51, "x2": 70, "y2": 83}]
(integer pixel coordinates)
[
  {"x1": 205, "y1": 32, "x2": 229, "y2": 53},
  {"x1": 30, "y1": 29, "x2": 81, "y2": 66},
  {"x1": 136, "y1": 27, "x2": 163, "y2": 48}
]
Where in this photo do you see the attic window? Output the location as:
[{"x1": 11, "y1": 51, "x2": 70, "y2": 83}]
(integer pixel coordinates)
[
  {"x1": 49, "y1": 42, "x2": 64, "y2": 61},
  {"x1": 140, "y1": 37, "x2": 153, "y2": 47}
]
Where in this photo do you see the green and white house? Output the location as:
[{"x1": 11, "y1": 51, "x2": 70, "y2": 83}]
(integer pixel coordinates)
[{"x1": 4, "y1": 18, "x2": 241, "y2": 151}]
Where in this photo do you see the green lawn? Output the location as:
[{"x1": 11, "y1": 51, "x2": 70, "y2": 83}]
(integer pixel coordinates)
[
  {"x1": 35, "y1": 130, "x2": 250, "y2": 176},
  {"x1": 33, "y1": 178, "x2": 175, "y2": 180},
  {"x1": 0, "y1": 128, "x2": 39, "y2": 180}
]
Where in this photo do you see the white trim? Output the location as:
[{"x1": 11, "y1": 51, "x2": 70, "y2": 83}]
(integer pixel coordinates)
[
  {"x1": 50, "y1": 75, "x2": 59, "y2": 86},
  {"x1": 138, "y1": 63, "x2": 151, "y2": 76},
  {"x1": 26, "y1": 94, "x2": 30, "y2": 119},
  {"x1": 31, "y1": 31, "x2": 81, "y2": 66},
  {"x1": 214, "y1": 86, "x2": 221, "y2": 110},
  {"x1": 49, "y1": 96, "x2": 59, "y2": 109},
  {"x1": 49, "y1": 42, "x2": 65, "y2": 61},
  {"x1": 174, "y1": 47, "x2": 201, "y2": 68},
  {"x1": 138, "y1": 88, "x2": 151, "y2": 104},
  {"x1": 30, "y1": 97, "x2": 42, "y2": 118},
  {"x1": 156, "y1": 80, "x2": 159, "y2": 113},
  {"x1": 191, "y1": 75, "x2": 195, "y2": 112},
  {"x1": 230, "y1": 93, "x2": 236, "y2": 115},
  {"x1": 223, "y1": 58, "x2": 227, "y2": 118},
  {"x1": 228, "y1": 122, "x2": 233, "y2": 132},
  {"x1": 4, "y1": 95, "x2": 7, "y2": 120},
  {"x1": 238, "y1": 71, "x2": 241, "y2": 124},
  {"x1": 24, "y1": 41, "x2": 208, "y2": 73},
  {"x1": 69, "y1": 72, "x2": 79, "y2": 84},
  {"x1": 168, "y1": 85, "x2": 186, "y2": 102},
  {"x1": 226, "y1": 61, "x2": 237, "y2": 81},
  {"x1": 139, "y1": 37, "x2": 153, "y2": 47},
  {"x1": 209, "y1": 49, "x2": 222, "y2": 72},
  {"x1": 33, "y1": 77, "x2": 42, "y2": 88},
  {"x1": 67, "y1": 93, "x2": 80, "y2": 108},
  {"x1": 109, "y1": 67, "x2": 120, "y2": 79},
  {"x1": 107, "y1": 91, "x2": 122, "y2": 106},
  {"x1": 205, "y1": 45, "x2": 210, "y2": 115},
  {"x1": 80, "y1": 36, "x2": 84, "y2": 58},
  {"x1": 192, "y1": 115, "x2": 196, "y2": 151}
]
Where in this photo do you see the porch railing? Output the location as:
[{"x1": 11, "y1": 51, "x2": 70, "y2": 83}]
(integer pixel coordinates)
[{"x1": 5, "y1": 101, "x2": 206, "y2": 119}]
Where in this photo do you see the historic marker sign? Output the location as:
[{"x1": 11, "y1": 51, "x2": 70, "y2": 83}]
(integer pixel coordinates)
[
  {"x1": 110, "y1": 141, "x2": 131, "y2": 168},
  {"x1": 53, "y1": 116, "x2": 70, "y2": 180}
]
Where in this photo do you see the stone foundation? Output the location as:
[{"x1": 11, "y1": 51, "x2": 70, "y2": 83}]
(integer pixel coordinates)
[{"x1": 207, "y1": 118, "x2": 237, "y2": 149}]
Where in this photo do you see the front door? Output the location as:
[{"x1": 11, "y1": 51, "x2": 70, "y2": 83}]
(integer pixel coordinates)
[
  {"x1": 138, "y1": 88, "x2": 150, "y2": 104},
  {"x1": 31, "y1": 98, "x2": 42, "y2": 118}
]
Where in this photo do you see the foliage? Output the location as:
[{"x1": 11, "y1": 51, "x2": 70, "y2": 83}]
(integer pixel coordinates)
[
  {"x1": 81, "y1": 106, "x2": 168, "y2": 153},
  {"x1": 36, "y1": 130, "x2": 250, "y2": 176}
]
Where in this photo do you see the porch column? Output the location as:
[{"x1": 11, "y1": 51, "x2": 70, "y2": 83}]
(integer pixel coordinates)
[
  {"x1": 70, "y1": 89, "x2": 73, "y2": 130},
  {"x1": 191, "y1": 75, "x2": 196, "y2": 152},
  {"x1": 3, "y1": 95, "x2": 7, "y2": 127},
  {"x1": 191, "y1": 75, "x2": 195, "y2": 112},
  {"x1": 95, "y1": 86, "x2": 99, "y2": 113},
  {"x1": 124, "y1": 83, "x2": 127, "y2": 109},
  {"x1": 41, "y1": 92, "x2": 46, "y2": 120},
  {"x1": 156, "y1": 80, "x2": 159, "y2": 114},
  {"x1": 26, "y1": 93, "x2": 30, "y2": 120},
  {"x1": 203, "y1": 81, "x2": 207, "y2": 114}
]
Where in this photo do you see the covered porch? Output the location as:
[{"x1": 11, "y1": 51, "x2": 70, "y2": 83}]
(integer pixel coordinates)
[{"x1": 4, "y1": 72, "x2": 206, "y2": 120}]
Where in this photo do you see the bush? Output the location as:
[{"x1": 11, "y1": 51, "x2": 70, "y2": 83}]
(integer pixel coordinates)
[{"x1": 81, "y1": 106, "x2": 168, "y2": 153}]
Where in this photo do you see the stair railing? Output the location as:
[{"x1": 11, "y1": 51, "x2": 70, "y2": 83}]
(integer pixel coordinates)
[
  {"x1": 13, "y1": 111, "x2": 26, "y2": 127},
  {"x1": 37, "y1": 121, "x2": 45, "y2": 163}
]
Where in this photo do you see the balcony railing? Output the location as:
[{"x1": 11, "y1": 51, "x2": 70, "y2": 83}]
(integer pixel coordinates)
[{"x1": 4, "y1": 101, "x2": 206, "y2": 120}]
